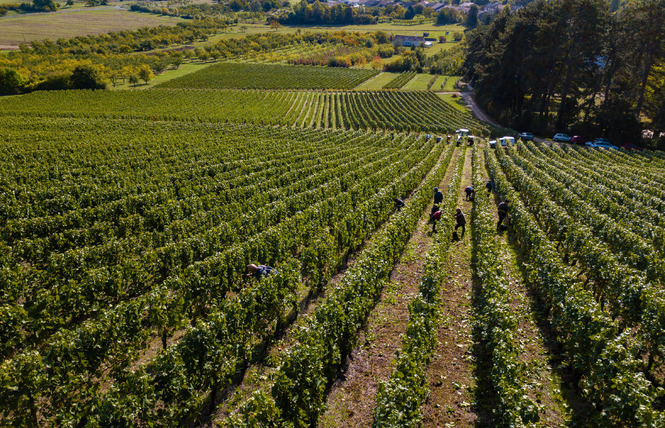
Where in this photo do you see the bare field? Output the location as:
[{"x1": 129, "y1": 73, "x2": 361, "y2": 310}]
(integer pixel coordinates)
[{"x1": 0, "y1": 7, "x2": 184, "y2": 47}]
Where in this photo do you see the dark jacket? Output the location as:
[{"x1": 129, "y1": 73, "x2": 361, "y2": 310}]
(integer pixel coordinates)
[{"x1": 254, "y1": 265, "x2": 275, "y2": 279}]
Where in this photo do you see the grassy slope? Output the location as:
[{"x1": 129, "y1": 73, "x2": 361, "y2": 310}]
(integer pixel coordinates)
[
  {"x1": 110, "y1": 60, "x2": 217, "y2": 90},
  {"x1": 354, "y1": 72, "x2": 401, "y2": 90},
  {"x1": 438, "y1": 93, "x2": 468, "y2": 112},
  {"x1": 402, "y1": 73, "x2": 436, "y2": 91}
]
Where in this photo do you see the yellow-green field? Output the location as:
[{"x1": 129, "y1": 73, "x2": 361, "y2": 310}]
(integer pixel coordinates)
[
  {"x1": 354, "y1": 71, "x2": 402, "y2": 90},
  {"x1": 437, "y1": 93, "x2": 468, "y2": 112},
  {"x1": 110, "y1": 60, "x2": 217, "y2": 90},
  {"x1": 0, "y1": 7, "x2": 184, "y2": 47},
  {"x1": 401, "y1": 73, "x2": 435, "y2": 91},
  {"x1": 435, "y1": 75, "x2": 460, "y2": 91},
  {"x1": 424, "y1": 41, "x2": 462, "y2": 55}
]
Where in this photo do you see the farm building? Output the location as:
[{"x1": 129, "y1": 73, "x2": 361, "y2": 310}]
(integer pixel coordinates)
[{"x1": 393, "y1": 35, "x2": 433, "y2": 47}]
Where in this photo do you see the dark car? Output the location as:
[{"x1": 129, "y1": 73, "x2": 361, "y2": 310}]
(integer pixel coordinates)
[
  {"x1": 621, "y1": 144, "x2": 644, "y2": 151},
  {"x1": 518, "y1": 132, "x2": 534, "y2": 141},
  {"x1": 570, "y1": 135, "x2": 591, "y2": 144}
]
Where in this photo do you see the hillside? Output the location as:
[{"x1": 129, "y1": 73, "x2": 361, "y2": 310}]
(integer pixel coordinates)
[{"x1": 2, "y1": 9, "x2": 665, "y2": 426}]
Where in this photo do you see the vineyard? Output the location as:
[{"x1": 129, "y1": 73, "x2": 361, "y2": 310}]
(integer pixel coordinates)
[
  {"x1": 382, "y1": 71, "x2": 417, "y2": 89},
  {"x1": 2, "y1": 58, "x2": 665, "y2": 426},
  {"x1": 0, "y1": 89, "x2": 486, "y2": 134},
  {"x1": 155, "y1": 62, "x2": 380, "y2": 90}
]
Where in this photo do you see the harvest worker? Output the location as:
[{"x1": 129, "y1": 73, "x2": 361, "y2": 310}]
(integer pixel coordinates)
[
  {"x1": 431, "y1": 208, "x2": 442, "y2": 232},
  {"x1": 394, "y1": 198, "x2": 405, "y2": 211},
  {"x1": 485, "y1": 179, "x2": 494, "y2": 195},
  {"x1": 447, "y1": 134, "x2": 451, "y2": 144},
  {"x1": 454, "y1": 208, "x2": 466, "y2": 238},
  {"x1": 433, "y1": 187, "x2": 443, "y2": 205},
  {"x1": 464, "y1": 186, "x2": 475, "y2": 201},
  {"x1": 497, "y1": 200, "x2": 509, "y2": 229},
  {"x1": 247, "y1": 263, "x2": 276, "y2": 279}
]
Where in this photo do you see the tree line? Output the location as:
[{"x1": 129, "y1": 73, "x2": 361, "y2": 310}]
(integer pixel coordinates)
[
  {"x1": 0, "y1": 29, "x2": 405, "y2": 95},
  {"x1": 463, "y1": 0, "x2": 665, "y2": 146}
]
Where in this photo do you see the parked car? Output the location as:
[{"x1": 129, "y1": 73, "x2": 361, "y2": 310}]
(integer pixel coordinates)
[
  {"x1": 518, "y1": 132, "x2": 534, "y2": 141},
  {"x1": 593, "y1": 137, "x2": 611, "y2": 145},
  {"x1": 553, "y1": 133, "x2": 571, "y2": 142},
  {"x1": 489, "y1": 136, "x2": 516, "y2": 148},
  {"x1": 621, "y1": 144, "x2": 643, "y2": 151},
  {"x1": 586, "y1": 140, "x2": 619, "y2": 150},
  {"x1": 570, "y1": 135, "x2": 591, "y2": 144}
]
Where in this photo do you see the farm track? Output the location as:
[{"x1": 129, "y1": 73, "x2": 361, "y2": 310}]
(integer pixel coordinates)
[
  {"x1": 319, "y1": 148, "x2": 462, "y2": 427},
  {"x1": 481, "y1": 148, "x2": 569, "y2": 426},
  {"x1": 208, "y1": 143, "x2": 454, "y2": 426},
  {"x1": 421, "y1": 147, "x2": 477, "y2": 427}
]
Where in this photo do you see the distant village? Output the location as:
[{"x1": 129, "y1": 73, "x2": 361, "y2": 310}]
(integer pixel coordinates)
[{"x1": 328, "y1": 0, "x2": 513, "y2": 16}]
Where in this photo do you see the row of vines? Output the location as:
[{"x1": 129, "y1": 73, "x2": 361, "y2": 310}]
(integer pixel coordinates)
[
  {"x1": 0, "y1": 115, "x2": 447, "y2": 425},
  {"x1": 0, "y1": 89, "x2": 486, "y2": 134}
]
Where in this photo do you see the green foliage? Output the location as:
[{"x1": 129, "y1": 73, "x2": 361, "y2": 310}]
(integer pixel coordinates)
[
  {"x1": 157, "y1": 62, "x2": 379, "y2": 90},
  {"x1": 486, "y1": 145, "x2": 665, "y2": 425},
  {"x1": 0, "y1": 89, "x2": 486, "y2": 134},
  {"x1": 382, "y1": 71, "x2": 417, "y2": 89},
  {"x1": 0, "y1": 113, "x2": 447, "y2": 424},
  {"x1": 70, "y1": 65, "x2": 106, "y2": 90},
  {"x1": 464, "y1": 0, "x2": 665, "y2": 140},
  {"x1": 0, "y1": 68, "x2": 25, "y2": 96},
  {"x1": 464, "y1": 4, "x2": 478, "y2": 28},
  {"x1": 469, "y1": 145, "x2": 538, "y2": 425},
  {"x1": 261, "y1": 141, "x2": 453, "y2": 427},
  {"x1": 374, "y1": 146, "x2": 464, "y2": 427}
]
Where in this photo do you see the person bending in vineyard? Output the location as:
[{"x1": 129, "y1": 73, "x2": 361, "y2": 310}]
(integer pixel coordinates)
[
  {"x1": 454, "y1": 208, "x2": 466, "y2": 238},
  {"x1": 431, "y1": 208, "x2": 442, "y2": 233},
  {"x1": 485, "y1": 179, "x2": 494, "y2": 196},
  {"x1": 497, "y1": 200, "x2": 509, "y2": 229},
  {"x1": 464, "y1": 186, "x2": 475, "y2": 201},
  {"x1": 247, "y1": 263, "x2": 276, "y2": 279},
  {"x1": 394, "y1": 198, "x2": 405, "y2": 211},
  {"x1": 434, "y1": 187, "x2": 443, "y2": 205}
]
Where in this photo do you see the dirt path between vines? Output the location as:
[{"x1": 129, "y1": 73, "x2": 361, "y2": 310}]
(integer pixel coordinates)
[
  {"x1": 319, "y1": 147, "x2": 462, "y2": 427},
  {"x1": 487, "y1": 147, "x2": 594, "y2": 425},
  {"x1": 421, "y1": 147, "x2": 477, "y2": 427},
  {"x1": 481, "y1": 147, "x2": 568, "y2": 425},
  {"x1": 208, "y1": 144, "x2": 452, "y2": 426}
]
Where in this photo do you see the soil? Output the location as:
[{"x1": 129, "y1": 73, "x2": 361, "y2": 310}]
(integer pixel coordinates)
[
  {"x1": 319, "y1": 148, "x2": 462, "y2": 427},
  {"x1": 485, "y1": 147, "x2": 600, "y2": 425},
  {"x1": 421, "y1": 147, "x2": 478, "y2": 427},
  {"x1": 209, "y1": 144, "x2": 454, "y2": 426}
]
